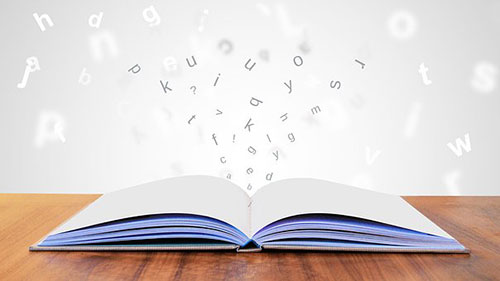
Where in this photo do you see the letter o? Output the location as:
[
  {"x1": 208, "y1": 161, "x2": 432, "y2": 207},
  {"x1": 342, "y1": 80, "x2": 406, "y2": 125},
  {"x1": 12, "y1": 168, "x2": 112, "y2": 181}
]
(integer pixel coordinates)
[{"x1": 293, "y1": 56, "x2": 303, "y2": 67}]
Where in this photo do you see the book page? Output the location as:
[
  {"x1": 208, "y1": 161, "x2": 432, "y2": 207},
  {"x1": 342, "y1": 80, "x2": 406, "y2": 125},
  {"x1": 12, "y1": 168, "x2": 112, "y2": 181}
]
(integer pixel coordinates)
[
  {"x1": 51, "y1": 176, "x2": 251, "y2": 237},
  {"x1": 250, "y1": 178, "x2": 452, "y2": 239}
]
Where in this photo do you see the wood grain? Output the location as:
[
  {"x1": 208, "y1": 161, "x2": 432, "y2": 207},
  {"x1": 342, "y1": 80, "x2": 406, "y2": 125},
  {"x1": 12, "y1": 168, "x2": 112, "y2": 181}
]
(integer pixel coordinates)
[{"x1": 0, "y1": 194, "x2": 499, "y2": 281}]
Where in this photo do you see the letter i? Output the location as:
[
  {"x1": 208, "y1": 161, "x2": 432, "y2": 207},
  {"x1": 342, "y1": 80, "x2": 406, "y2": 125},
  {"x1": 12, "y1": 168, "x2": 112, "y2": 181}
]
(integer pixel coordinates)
[{"x1": 214, "y1": 73, "x2": 221, "y2": 86}]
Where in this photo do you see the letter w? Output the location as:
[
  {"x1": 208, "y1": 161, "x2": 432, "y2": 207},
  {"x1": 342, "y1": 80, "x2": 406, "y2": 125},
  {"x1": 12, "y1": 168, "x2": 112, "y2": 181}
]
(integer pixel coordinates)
[{"x1": 447, "y1": 133, "x2": 471, "y2": 157}]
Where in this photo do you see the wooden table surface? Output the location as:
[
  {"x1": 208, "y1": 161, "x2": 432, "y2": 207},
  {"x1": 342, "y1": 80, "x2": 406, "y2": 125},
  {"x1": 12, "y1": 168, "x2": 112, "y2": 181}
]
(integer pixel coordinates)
[{"x1": 0, "y1": 194, "x2": 499, "y2": 281}]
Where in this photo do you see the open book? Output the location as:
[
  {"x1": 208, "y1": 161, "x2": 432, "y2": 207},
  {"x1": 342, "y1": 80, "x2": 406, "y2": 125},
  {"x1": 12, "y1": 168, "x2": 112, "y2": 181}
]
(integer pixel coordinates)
[{"x1": 30, "y1": 176, "x2": 468, "y2": 253}]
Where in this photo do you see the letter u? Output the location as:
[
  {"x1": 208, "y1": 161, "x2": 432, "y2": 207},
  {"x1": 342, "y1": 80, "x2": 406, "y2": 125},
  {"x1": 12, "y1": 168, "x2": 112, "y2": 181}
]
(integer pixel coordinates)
[
  {"x1": 244, "y1": 59, "x2": 256, "y2": 71},
  {"x1": 186, "y1": 56, "x2": 197, "y2": 67}
]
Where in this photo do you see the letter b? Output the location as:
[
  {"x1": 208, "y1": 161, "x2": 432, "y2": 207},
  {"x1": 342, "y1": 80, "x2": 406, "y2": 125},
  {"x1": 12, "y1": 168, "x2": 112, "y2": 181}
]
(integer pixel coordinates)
[{"x1": 78, "y1": 68, "x2": 91, "y2": 85}]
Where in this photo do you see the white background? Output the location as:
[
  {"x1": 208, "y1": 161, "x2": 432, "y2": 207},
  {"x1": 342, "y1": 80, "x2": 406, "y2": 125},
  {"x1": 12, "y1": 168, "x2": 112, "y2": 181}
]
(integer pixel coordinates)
[{"x1": 1, "y1": 0, "x2": 499, "y2": 195}]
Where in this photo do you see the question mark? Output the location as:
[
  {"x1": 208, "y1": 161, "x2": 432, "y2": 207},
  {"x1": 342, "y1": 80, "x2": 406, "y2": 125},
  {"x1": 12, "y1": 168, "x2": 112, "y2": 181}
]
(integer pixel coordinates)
[{"x1": 190, "y1": 86, "x2": 197, "y2": 95}]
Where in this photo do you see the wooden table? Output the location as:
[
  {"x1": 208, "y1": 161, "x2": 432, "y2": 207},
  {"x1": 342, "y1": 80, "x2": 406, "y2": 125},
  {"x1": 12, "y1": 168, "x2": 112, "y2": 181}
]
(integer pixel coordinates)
[{"x1": 0, "y1": 194, "x2": 499, "y2": 280}]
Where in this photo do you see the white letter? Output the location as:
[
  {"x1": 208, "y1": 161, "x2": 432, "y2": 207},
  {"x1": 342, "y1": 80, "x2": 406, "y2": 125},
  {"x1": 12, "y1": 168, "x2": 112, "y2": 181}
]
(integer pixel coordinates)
[
  {"x1": 443, "y1": 170, "x2": 461, "y2": 195},
  {"x1": 387, "y1": 11, "x2": 417, "y2": 40},
  {"x1": 33, "y1": 13, "x2": 54, "y2": 32},
  {"x1": 471, "y1": 62, "x2": 497, "y2": 94},
  {"x1": 78, "y1": 68, "x2": 91, "y2": 85},
  {"x1": 34, "y1": 111, "x2": 66, "y2": 148},
  {"x1": 404, "y1": 102, "x2": 422, "y2": 139},
  {"x1": 17, "y1": 56, "x2": 40, "y2": 89},
  {"x1": 143, "y1": 5, "x2": 161, "y2": 27},
  {"x1": 365, "y1": 146, "x2": 382, "y2": 165},
  {"x1": 89, "y1": 31, "x2": 118, "y2": 62},
  {"x1": 163, "y1": 57, "x2": 178, "y2": 72},
  {"x1": 88, "y1": 12, "x2": 103, "y2": 28},
  {"x1": 418, "y1": 63, "x2": 432, "y2": 85},
  {"x1": 447, "y1": 133, "x2": 471, "y2": 157}
]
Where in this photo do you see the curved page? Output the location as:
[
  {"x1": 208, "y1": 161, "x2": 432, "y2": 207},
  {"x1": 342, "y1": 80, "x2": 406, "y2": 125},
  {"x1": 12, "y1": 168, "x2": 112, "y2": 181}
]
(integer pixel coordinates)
[
  {"x1": 50, "y1": 176, "x2": 251, "y2": 237},
  {"x1": 250, "y1": 178, "x2": 452, "y2": 239}
]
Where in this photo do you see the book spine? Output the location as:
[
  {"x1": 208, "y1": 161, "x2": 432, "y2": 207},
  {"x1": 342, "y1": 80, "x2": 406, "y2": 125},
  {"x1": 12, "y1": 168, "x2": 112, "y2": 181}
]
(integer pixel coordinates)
[{"x1": 248, "y1": 197, "x2": 253, "y2": 238}]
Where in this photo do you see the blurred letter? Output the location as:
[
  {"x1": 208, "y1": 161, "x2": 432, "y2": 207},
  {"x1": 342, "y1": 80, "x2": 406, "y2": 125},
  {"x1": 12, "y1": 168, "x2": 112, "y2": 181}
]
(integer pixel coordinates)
[
  {"x1": 89, "y1": 31, "x2": 118, "y2": 62},
  {"x1": 143, "y1": 5, "x2": 161, "y2": 27},
  {"x1": 88, "y1": 12, "x2": 103, "y2": 28},
  {"x1": 163, "y1": 57, "x2": 178, "y2": 72},
  {"x1": 78, "y1": 68, "x2": 91, "y2": 85},
  {"x1": 388, "y1": 11, "x2": 417, "y2": 39},
  {"x1": 471, "y1": 62, "x2": 498, "y2": 94},
  {"x1": 35, "y1": 111, "x2": 66, "y2": 148}
]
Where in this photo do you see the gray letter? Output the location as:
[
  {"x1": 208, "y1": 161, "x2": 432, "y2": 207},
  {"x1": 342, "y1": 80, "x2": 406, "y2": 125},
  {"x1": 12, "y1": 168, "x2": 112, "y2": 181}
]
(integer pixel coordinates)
[
  {"x1": 280, "y1": 113, "x2": 288, "y2": 122},
  {"x1": 128, "y1": 64, "x2": 141, "y2": 74},
  {"x1": 186, "y1": 56, "x2": 197, "y2": 67},
  {"x1": 249, "y1": 97, "x2": 263, "y2": 106},
  {"x1": 218, "y1": 39, "x2": 233, "y2": 54},
  {"x1": 330, "y1": 80, "x2": 341, "y2": 90},
  {"x1": 160, "y1": 80, "x2": 172, "y2": 93},
  {"x1": 284, "y1": 80, "x2": 292, "y2": 94},
  {"x1": 259, "y1": 49, "x2": 269, "y2": 62},
  {"x1": 213, "y1": 73, "x2": 221, "y2": 86},
  {"x1": 244, "y1": 118, "x2": 254, "y2": 132},
  {"x1": 273, "y1": 150, "x2": 279, "y2": 161},
  {"x1": 293, "y1": 55, "x2": 303, "y2": 67},
  {"x1": 244, "y1": 58, "x2": 256, "y2": 71},
  {"x1": 248, "y1": 146, "x2": 257, "y2": 155},
  {"x1": 311, "y1": 106, "x2": 321, "y2": 115}
]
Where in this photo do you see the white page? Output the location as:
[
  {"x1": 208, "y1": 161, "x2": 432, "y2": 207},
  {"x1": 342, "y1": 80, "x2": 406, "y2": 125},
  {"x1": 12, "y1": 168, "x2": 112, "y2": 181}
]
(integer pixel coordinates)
[
  {"x1": 51, "y1": 176, "x2": 251, "y2": 237},
  {"x1": 250, "y1": 178, "x2": 453, "y2": 239}
]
